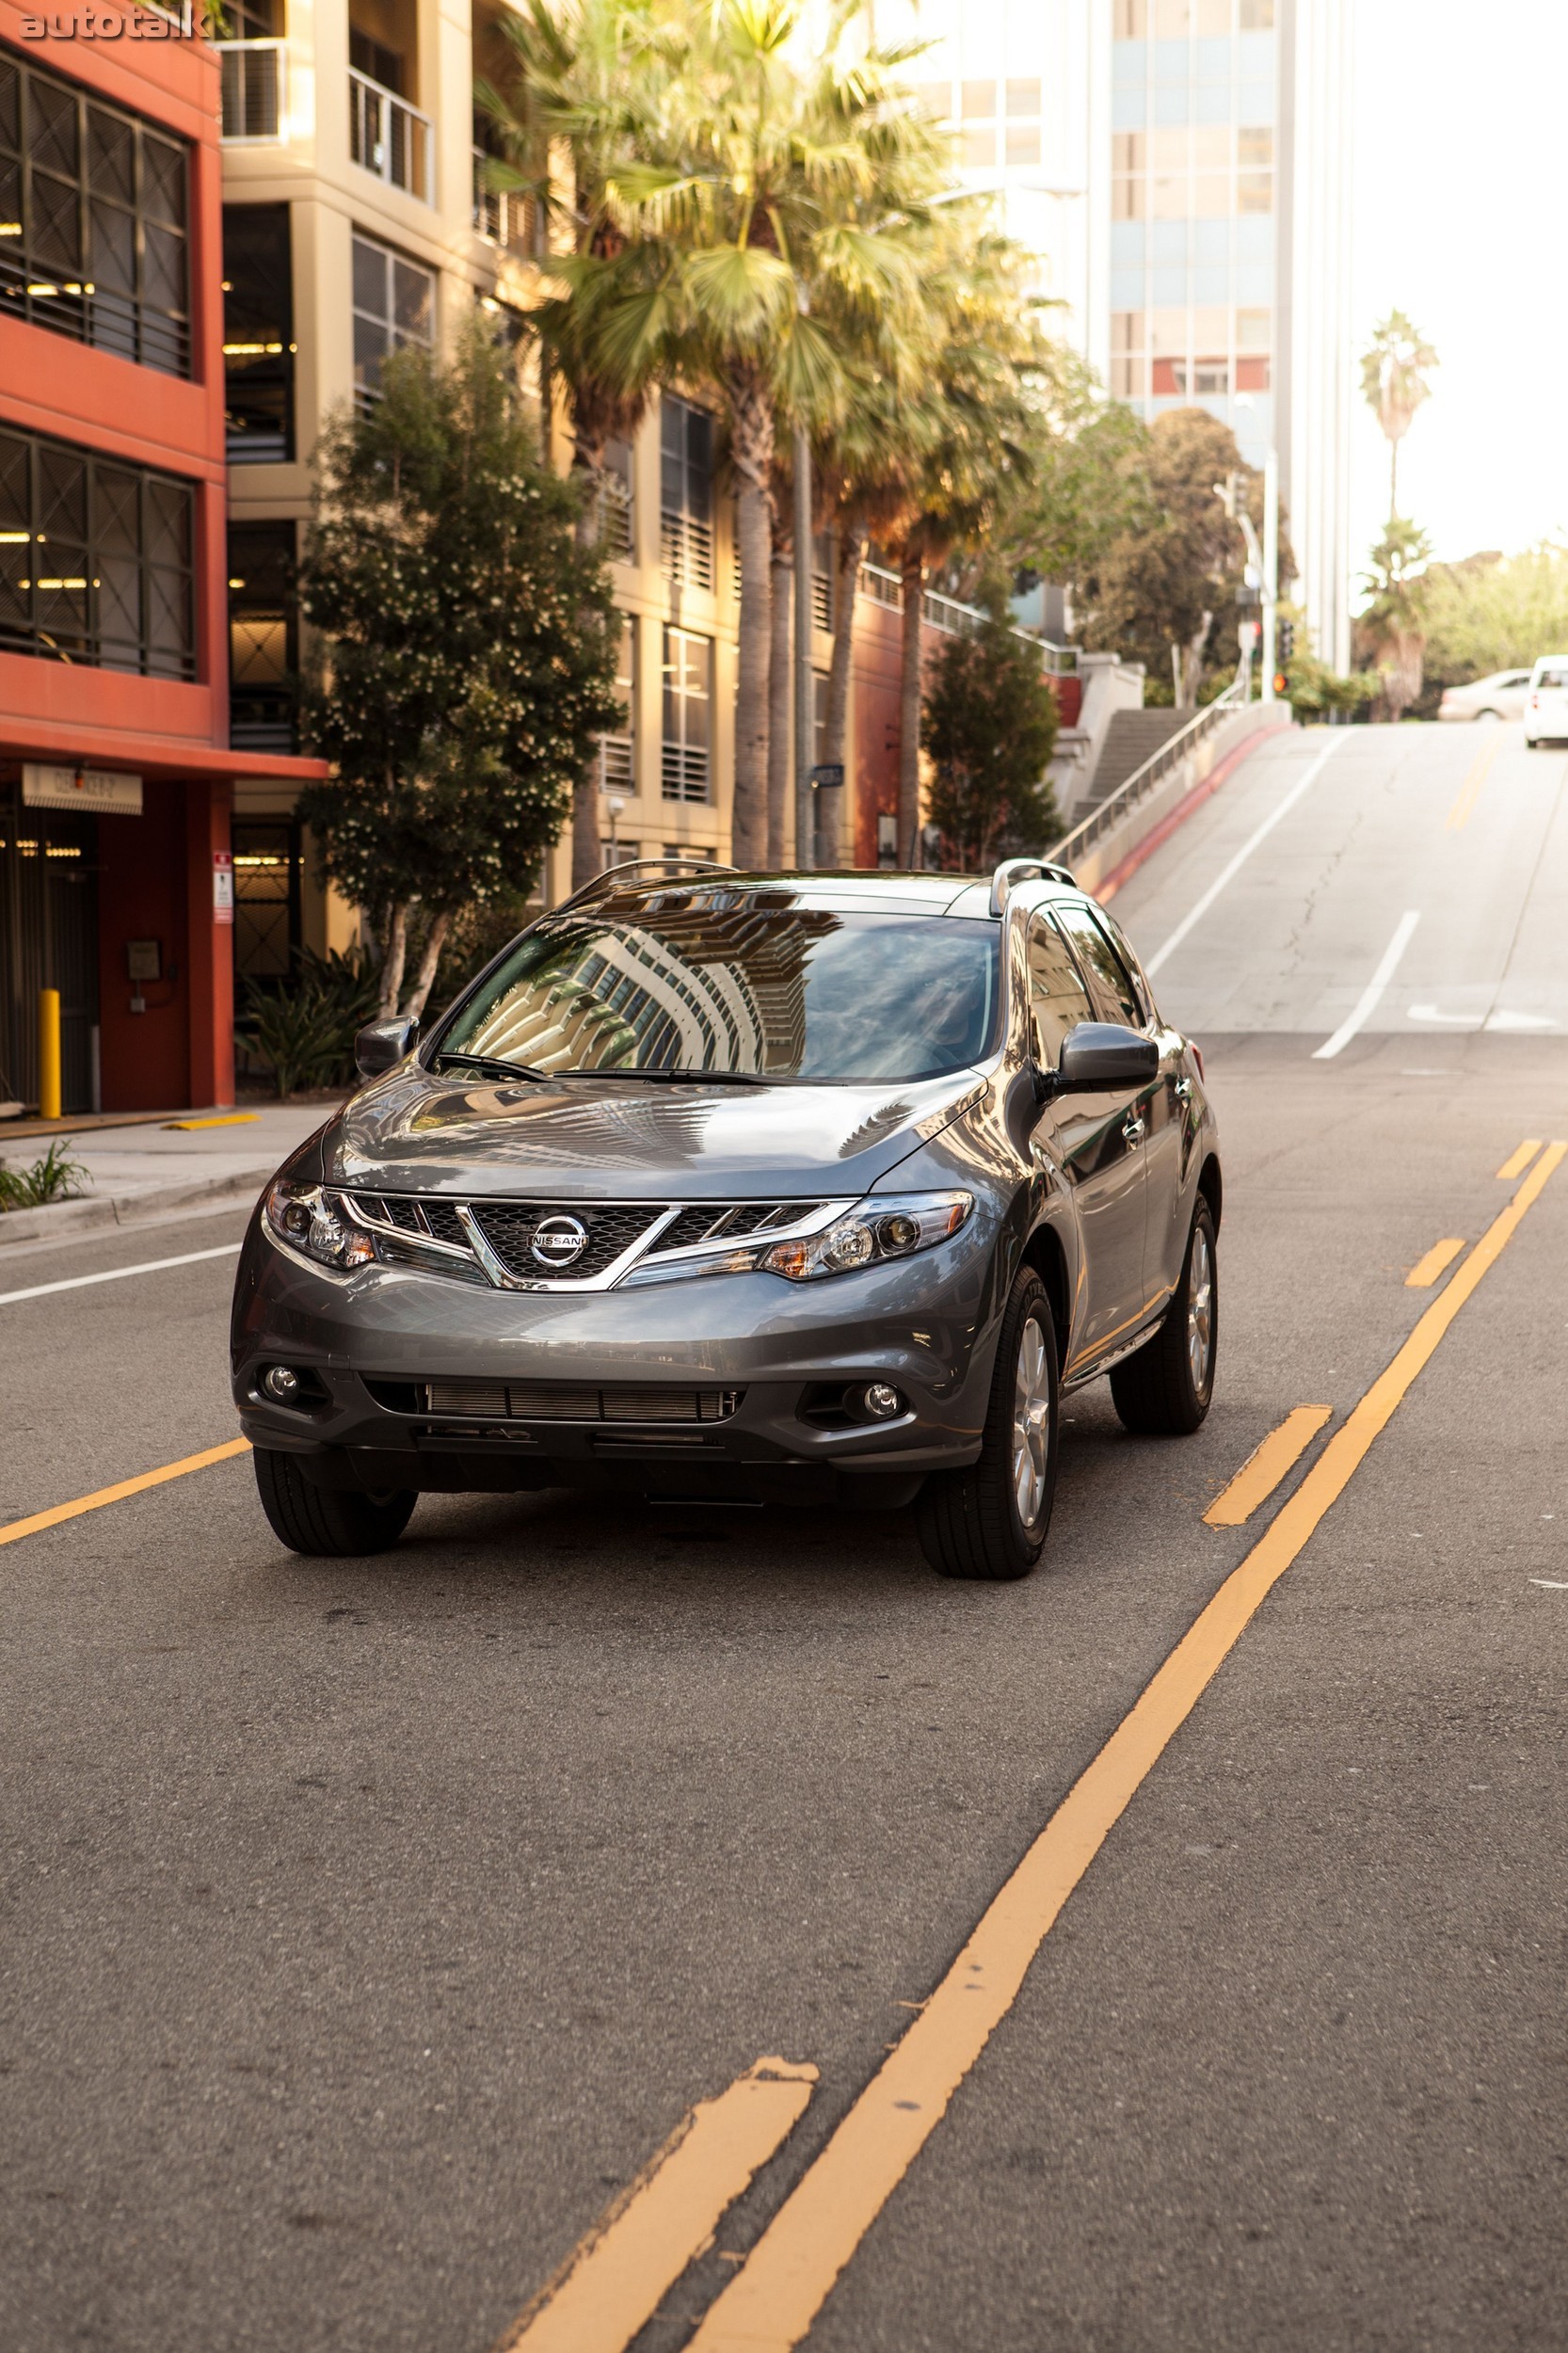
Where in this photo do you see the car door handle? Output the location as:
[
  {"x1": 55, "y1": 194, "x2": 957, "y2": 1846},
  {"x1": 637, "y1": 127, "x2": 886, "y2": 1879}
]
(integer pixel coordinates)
[{"x1": 1121, "y1": 1112, "x2": 1146, "y2": 1144}]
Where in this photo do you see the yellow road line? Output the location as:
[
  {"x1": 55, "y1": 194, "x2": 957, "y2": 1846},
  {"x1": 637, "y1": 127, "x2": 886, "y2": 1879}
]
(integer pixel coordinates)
[
  {"x1": 1405, "y1": 1238, "x2": 1466, "y2": 1289},
  {"x1": 1496, "y1": 1138, "x2": 1542, "y2": 1180},
  {"x1": 0, "y1": 1438, "x2": 251, "y2": 1550},
  {"x1": 492, "y1": 2059, "x2": 818, "y2": 2353},
  {"x1": 686, "y1": 1144, "x2": 1568, "y2": 2353},
  {"x1": 1202, "y1": 1403, "x2": 1332, "y2": 1527},
  {"x1": 1444, "y1": 732, "x2": 1504, "y2": 831}
]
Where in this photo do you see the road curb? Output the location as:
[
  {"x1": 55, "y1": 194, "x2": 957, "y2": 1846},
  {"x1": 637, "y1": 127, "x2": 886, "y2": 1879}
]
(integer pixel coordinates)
[
  {"x1": 1096, "y1": 716, "x2": 1296, "y2": 905},
  {"x1": 0, "y1": 1166, "x2": 270, "y2": 1247}
]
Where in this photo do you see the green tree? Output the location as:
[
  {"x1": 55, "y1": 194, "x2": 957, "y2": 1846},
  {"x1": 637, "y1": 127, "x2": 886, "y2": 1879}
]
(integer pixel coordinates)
[
  {"x1": 1359, "y1": 517, "x2": 1432, "y2": 721},
  {"x1": 296, "y1": 324, "x2": 620, "y2": 1018},
  {"x1": 996, "y1": 348, "x2": 1157, "y2": 598},
  {"x1": 920, "y1": 606, "x2": 1059, "y2": 870},
  {"x1": 1075, "y1": 408, "x2": 1263, "y2": 704},
  {"x1": 1419, "y1": 543, "x2": 1568, "y2": 685},
  {"x1": 1360, "y1": 309, "x2": 1438, "y2": 523}
]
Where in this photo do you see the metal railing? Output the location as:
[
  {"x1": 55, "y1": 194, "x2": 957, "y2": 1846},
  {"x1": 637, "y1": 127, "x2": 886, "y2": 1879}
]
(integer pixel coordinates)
[
  {"x1": 856, "y1": 562, "x2": 1080, "y2": 676},
  {"x1": 349, "y1": 69, "x2": 433, "y2": 202},
  {"x1": 1046, "y1": 681, "x2": 1246, "y2": 870},
  {"x1": 216, "y1": 39, "x2": 286, "y2": 141},
  {"x1": 472, "y1": 148, "x2": 530, "y2": 250}
]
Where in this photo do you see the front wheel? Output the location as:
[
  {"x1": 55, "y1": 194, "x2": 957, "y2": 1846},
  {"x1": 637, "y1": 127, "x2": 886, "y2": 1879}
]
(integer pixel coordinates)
[
  {"x1": 1110, "y1": 1199, "x2": 1218, "y2": 1436},
  {"x1": 253, "y1": 1448, "x2": 417, "y2": 1557},
  {"x1": 917, "y1": 1270, "x2": 1059, "y2": 1581}
]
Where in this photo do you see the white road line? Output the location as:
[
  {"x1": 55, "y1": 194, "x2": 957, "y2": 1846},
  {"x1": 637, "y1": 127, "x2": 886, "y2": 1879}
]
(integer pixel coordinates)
[
  {"x1": 1144, "y1": 732, "x2": 1350, "y2": 978},
  {"x1": 1312, "y1": 910, "x2": 1421, "y2": 1062},
  {"x1": 0, "y1": 1241, "x2": 241, "y2": 1308}
]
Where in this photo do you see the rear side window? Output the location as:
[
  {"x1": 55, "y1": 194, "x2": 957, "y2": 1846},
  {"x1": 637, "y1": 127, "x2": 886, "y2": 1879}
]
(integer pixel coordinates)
[
  {"x1": 1537, "y1": 666, "x2": 1568, "y2": 690},
  {"x1": 1052, "y1": 902, "x2": 1143, "y2": 1029},
  {"x1": 1026, "y1": 916, "x2": 1094, "y2": 1063}
]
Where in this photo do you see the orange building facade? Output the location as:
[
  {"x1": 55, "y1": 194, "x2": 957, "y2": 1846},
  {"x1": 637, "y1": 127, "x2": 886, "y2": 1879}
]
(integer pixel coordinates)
[{"x1": 0, "y1": 4, "x2": 323, "y2": 1114}]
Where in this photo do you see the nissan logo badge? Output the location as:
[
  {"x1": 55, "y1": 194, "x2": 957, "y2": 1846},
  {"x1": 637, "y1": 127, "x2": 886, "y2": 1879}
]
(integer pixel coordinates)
[{"x1": 530, "y1": 1213, "x2": 589, "y2": 1270}]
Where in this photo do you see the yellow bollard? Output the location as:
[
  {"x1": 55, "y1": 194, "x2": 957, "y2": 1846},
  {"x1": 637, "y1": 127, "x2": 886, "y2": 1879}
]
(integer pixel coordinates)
[{"x1": 38, "y1": 988, "x2": 62, "y2": 1121}]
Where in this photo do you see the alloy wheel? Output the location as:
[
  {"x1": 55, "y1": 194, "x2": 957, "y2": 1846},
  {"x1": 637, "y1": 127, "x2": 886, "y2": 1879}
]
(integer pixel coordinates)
[
  {"x1": 1011, "y1": 1314, "x2": 1053, "y2": 1529},
  {"x1": 1187, "y1": 1223, "x2": 1215, "y2": 1393}
]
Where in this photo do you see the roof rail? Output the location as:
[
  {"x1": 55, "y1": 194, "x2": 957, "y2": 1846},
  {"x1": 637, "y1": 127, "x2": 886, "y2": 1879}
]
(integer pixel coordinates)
[
  {"x1": 553, "y1": 854, "x2": 739, "y2": 918},
  {"x1": 988, "y1": 856, "x2": 1077, "y2": 918}
]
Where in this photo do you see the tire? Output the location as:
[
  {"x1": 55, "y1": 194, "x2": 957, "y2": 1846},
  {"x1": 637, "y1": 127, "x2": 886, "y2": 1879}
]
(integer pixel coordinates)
[
  {"x1": 253, "y1": 1447, "x2": 416, "y2": 1558},
  {"x1": 1110, "y1": 1200, "x2": 1218, "y2": 1437},
  {"x1": 916, "y1": 1270, "x2": 1059, "y2": 1581}
]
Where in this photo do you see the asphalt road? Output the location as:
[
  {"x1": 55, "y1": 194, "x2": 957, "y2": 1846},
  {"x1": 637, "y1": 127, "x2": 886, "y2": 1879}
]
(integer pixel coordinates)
[{"x1": 4, "y1": 719, "x2": 1566, "y2": 2353}]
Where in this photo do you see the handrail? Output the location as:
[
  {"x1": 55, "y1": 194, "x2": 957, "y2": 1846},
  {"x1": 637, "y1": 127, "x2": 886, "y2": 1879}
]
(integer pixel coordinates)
[
  {"x1": 855, "y1": 563, "x2": 1079, "y2": 675},
  {"x1": 1046, "y1": 682, "x2": 1247, "y2": 870},
  {"x1": 349, "y1": 66, "x2": 434, "y2": 202}
]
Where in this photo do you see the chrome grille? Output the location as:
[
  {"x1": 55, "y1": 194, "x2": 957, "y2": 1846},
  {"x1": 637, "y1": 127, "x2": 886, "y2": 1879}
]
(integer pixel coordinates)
[
  {"x1": 468, "y1": 1202, "x2": 662, "y2": 1279},
  {"x1": 344, "y1": 1191, "x2": 847, "y2": 1289},
  {"x1": 655, "y1": 1202, "x2": 822, "y2": 1254}
]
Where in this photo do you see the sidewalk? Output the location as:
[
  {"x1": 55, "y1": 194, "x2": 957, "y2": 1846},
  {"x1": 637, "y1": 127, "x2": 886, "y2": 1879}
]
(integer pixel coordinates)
[{"x1": 0, "y1": 1104, "x2": 338, "y2": 1245}]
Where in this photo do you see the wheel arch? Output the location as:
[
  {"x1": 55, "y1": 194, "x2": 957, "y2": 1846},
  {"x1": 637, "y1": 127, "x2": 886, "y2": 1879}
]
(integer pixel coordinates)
[
  {"x1": 1020, "y1": 1219, "x2": 1072, "y2": 1369},
  {"x1": 1196, "y1": 1152, "x2": 1223, "y2": 1233}
]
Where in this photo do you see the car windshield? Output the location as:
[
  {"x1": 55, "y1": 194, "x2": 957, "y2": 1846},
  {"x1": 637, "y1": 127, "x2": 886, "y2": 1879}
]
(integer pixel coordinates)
[{"x1": 435, "y1": 892, "x2": 1001, "y2": 1082}]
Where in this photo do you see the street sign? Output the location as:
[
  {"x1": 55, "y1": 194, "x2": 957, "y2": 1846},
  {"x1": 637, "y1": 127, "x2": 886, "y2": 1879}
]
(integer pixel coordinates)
[{"x1": 809, "y1": 763, "x2": 844, "y2": 791}]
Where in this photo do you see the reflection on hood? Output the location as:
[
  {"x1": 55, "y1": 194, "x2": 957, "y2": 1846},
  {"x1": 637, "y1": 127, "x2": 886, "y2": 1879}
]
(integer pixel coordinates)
[{"x1": 330, "y1": 1065, "x2": 985, "y2": 1202}]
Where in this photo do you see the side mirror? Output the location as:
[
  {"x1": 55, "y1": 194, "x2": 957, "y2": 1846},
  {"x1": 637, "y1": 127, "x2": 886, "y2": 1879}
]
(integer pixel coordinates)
[
  {"x1": 355, "y1": 1016, "x2": 418, "y2": 1080},
  {"x1": 1054, "y1": 1021, "x2": 1159, "y2": 1094}
]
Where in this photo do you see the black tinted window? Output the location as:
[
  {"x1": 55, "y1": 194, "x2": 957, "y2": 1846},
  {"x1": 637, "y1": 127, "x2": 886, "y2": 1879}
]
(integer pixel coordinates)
[
  {"x1": 440, "y1": 898, "x2": 1001, "y2": 1082},
  {"x1": 1052, "y1": 903, "x2": 1142, "y2": 1028}
]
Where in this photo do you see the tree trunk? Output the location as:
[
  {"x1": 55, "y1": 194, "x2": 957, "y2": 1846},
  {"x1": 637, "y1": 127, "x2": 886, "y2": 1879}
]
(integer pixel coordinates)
[
  {"x1": 400, "y1": 908, "x2": 452, "y2": 1020},
  {"x1": 1176, "y1": 610, "x2": 1214, "y2": 706},
  {"x1": 898, "y1": 546, "x2": 924, "y2": 866},
  {"x1": 767, "y1": 530, "x2": 792, "y2": 868},
  {"x1": 727, "y1": 369, "x2": 775, "y2": 868},
  {"x1": 822, "y1": 519, "x2": 864, "y2": 867},
  {"x1": 378, "y1": 902, "x2": 409, "y2": 1016},
  {"x1": 570, "y1": 435, "x2": 609, "y2": 891}
]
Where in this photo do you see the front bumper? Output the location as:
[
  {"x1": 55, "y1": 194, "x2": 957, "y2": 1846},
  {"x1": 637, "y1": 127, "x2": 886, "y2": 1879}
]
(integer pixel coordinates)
[{"x1": 231, "y1": 1211, "x2": 1000, "y2": 1502}]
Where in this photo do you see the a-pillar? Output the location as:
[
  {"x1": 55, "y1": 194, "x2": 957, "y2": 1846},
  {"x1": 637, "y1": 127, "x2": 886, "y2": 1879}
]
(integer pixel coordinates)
[{"x1": 184, "y1": 777, "x2": 234, "y2": 1111}]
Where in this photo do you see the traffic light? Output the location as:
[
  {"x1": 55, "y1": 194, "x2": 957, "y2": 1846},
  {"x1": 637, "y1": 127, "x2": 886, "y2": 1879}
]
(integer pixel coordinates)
[{"x1": 1276, "y1": 617, "x2": 1295, "y2": 665}]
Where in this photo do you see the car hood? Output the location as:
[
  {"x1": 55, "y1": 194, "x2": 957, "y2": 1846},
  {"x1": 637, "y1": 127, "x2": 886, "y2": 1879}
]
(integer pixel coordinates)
[{"x1": 326, "y1": 1065, "x2": 988, "y2": 1202}]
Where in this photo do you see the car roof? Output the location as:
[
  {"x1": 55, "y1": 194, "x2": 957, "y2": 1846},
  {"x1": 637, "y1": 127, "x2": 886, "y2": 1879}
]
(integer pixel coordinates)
[{"x1": 584, "y1": 870, "x2": 1005, "y2": 920}]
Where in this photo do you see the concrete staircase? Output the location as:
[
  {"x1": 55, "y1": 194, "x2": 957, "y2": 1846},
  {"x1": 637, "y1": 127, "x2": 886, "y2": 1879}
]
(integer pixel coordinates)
[{"x1": 1083, "y1": 708, "x2": 1194, "y2": 808}]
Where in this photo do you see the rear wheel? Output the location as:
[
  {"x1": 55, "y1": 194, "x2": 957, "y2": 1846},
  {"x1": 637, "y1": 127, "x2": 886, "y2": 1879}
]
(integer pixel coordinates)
[
  {"x1": 253, "y1": 1448, "x2": 416, "y2": 1557},
  {"x1": 917, "y1": 1270, "x2": 1058, "y2": 1581},
  {"x1": 1110, "y1": 1200, "x2": 1217, "y2": 1436}
]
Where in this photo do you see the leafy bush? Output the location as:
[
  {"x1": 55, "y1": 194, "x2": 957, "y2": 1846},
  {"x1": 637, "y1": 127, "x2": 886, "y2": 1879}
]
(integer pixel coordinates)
[
  {"x1": 241, "y1": 946, "x2": 381, "y2": 1097},
  {"x1": 1284, "y1": 653, "x2": 1379, "y2": 725},
  {"x1": 921, "y1": 610, "x2": 1060, "y2": 870},
  {"x1": 0, "y1": 1139, "x2": 88, "y2": 1211}
]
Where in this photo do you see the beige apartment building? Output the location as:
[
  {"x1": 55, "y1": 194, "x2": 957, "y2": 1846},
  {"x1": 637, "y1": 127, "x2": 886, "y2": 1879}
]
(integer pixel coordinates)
[{"x1": 215, "y1": 0, "x2": 785, "y2": 985}]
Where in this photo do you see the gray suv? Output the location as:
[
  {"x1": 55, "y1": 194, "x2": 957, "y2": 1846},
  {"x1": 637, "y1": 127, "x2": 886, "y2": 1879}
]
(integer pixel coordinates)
[{"x1": 232, "y1": 857, "x2": 1221, "y2": 1580}]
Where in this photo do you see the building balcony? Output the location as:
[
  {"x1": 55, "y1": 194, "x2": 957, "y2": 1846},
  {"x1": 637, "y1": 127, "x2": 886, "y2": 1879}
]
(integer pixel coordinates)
[
  {"x1": 349, "y1": 69, "x2": 433, "y2": 204},
  {"x1": 216, "y1": 40, "x2": 287, "y2": 144},
  {"x1": 472, "y1": 148, "x2": 530, "y2": 252}
]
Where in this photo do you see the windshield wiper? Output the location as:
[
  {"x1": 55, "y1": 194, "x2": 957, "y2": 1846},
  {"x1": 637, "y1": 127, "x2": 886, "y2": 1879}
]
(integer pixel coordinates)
[
  {"x1": 434, "y1": 1050, "x2": 549, "y2": 1082},
  {"x1": 574, "y1": 1065, "x2": 773, "y2": 1087}
]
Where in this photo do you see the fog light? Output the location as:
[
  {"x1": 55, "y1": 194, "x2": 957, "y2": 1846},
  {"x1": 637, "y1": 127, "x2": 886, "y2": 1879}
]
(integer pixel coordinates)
[
  {"x1": 862, "y1": 1382, "x2": 904, "y2": 1420},
  {"x1": 264, "y1": 1365, "x2": 302, "y2": 1402}
]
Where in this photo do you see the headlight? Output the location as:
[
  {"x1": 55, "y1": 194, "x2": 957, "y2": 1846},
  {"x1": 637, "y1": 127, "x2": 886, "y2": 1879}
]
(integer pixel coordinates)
[
  {"x1": 619, "y1": 1192, "x2": 974, "y2": 1287},
  {"x1": 263, "y1": 1178, "x2": 376, "y2": 1273}
]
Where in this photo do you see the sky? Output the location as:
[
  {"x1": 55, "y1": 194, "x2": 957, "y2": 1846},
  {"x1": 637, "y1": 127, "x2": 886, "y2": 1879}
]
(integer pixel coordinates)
[{"x1": 1349, "y1": 0, "x2": 1568, "y2": 581}]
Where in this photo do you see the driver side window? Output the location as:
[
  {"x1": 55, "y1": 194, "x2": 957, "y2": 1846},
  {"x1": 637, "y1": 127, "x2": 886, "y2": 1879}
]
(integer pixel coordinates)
[
  {"x1": 1027, "y1": 915, "x2": 1094, "y2": 1064},
  {"x1": 1052, "y1": 901, "x2": 1144, "y2": 1030}
]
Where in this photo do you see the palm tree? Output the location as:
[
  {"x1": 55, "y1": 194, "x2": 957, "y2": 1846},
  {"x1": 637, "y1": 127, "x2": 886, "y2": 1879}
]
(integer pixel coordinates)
[
  {"x1": 582, "y1": 0, "x2": 945, "y2": 863},
  {"x1": 1361, "y1": 517, "x2": 1433, "y2": 720},
  {"x1": 1360, "y1": 310, "x2": 1438, "y2": 523},
  {"x1": 478, "y1": 0, "x2": 667, "y2": 886}
]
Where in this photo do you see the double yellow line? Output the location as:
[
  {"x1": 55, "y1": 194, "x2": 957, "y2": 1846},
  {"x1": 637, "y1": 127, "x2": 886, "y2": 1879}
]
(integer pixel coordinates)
[
  {"x1": 497, "y1": 1136, "x2": 1566, "y2": 2353},
  {"x1": 1443, "y1": 730, "x2": 1505, "y2": 831}
]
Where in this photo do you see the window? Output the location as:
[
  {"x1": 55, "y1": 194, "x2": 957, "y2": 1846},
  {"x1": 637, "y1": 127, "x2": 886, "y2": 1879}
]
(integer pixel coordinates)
[
  {"x1": 1052, "y1": 903, "x2": 1144, "y2": 1029},
  {"x1": 601, "y1": 837, "x2": 639, "y2": 870},
  {"x1": 598, "y1": 435, "x2": 634, "y2": 560},
  {"x1": 961, "y1": 80, "x2": 997, "y2": 119},
  {"x1": 812, "y1": 530, "x2": 834, "y2": 632},
  {"x1": 351, "y1": 232, "x2": 434, "y2": 410},
  {"x1": 813, "y1": 670, "x2": 829, "y2": 769},
  {"x1": 962, "y1": 127, "x2": 997, "y2": 168},
  {"x1": 1006, "y1": 125, "x2": 1042, "y2": 167},
  {"x1": 0, "y1": 50, "x2": 189, "y2": 375},
  {"x1": 0, "y1": 424, "x2": 193, "y2": 679},
  {"x1": 232, "y1": 817, "x2": 302, "y2": 982},
  {"x1": 220, "y1": 0, "x2": 284, "y2": 143},
  {"x1": 599, "y1": 615, "x2": 635, "y2": 791},
  {"x1": 349, "y1": 25, "x2": 404, "y2": 94},
  {"x1": 222, "y1": 205, "x2": 294, "y2": 462},
  {"x1": 1006, "y1": 78, "x2": 1043, "y2": 116},
  {"x1": 660, "y1": 397, "x2": 713, "y2": 589},
  {"x1": 662, "y1": 627, "x2": 711, "y2": 801},
  {"x1": 1027, "y1": 916, "x2": 1094, "y2": 1064},
  {"x1": 228, "y1": 522, "x2": 296, "y2": 751},
  {"x1": 912, "y1": 82, "x2": 952, "y2": 119}
]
